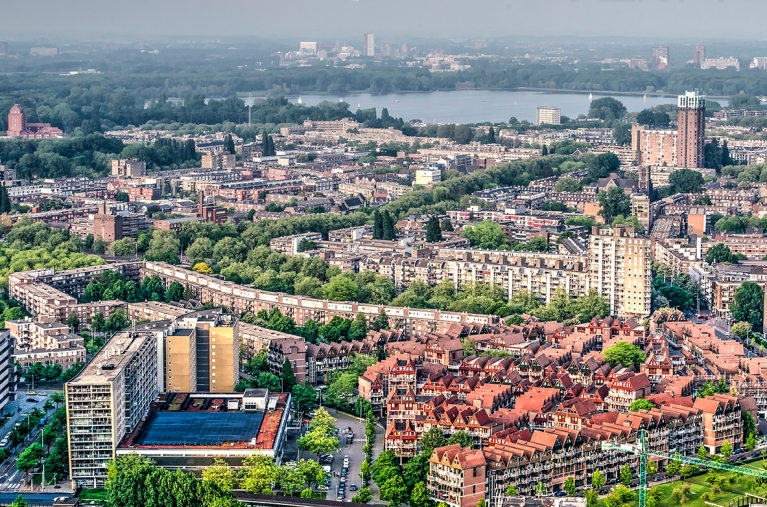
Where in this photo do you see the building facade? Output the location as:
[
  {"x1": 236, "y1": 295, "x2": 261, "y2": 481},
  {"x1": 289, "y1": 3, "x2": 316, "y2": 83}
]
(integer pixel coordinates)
[{"x1": 677, "y1": 91, "x2": 706, "y2": 169}]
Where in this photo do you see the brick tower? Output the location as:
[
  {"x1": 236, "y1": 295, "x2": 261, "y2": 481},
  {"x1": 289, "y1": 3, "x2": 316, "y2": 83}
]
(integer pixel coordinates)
[
  {"x1": 7, "y1": 104, "x2": 26, "y2": 137},
  {"x1": 676, "y1": 91, "x2": 706, "y2": 169}
]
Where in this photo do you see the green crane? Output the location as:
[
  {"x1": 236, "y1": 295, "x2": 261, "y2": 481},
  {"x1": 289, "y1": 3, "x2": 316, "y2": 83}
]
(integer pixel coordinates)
[{"x1": 602, "y1": 430, "x2": 767, "y2": 507}]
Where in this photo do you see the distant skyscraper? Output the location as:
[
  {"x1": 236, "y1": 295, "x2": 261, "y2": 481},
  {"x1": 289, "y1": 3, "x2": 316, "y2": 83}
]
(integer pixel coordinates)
[
  {"x1": 382, "y1": 43, "x2": 391, "y2": 57},
  {"x1": 0, "y1": 42, "x2": 7, "y2": 57},
  {"x1": 363, "y1": 33, "x2": 375, "y2": 57},
  {"x1": 676, "y1": 91, "x2": 706, "y2": 169},
  {"x1": 401, "y1": 44, "x2": 409, "y2": 57},
  {"x1": 652, "y1": 46, "x2": 669, "y2": 69},
  {"x1": 299, "y1": 42, "x2": 318, "y2": 55},
  {"x1": 693, "y1": 45, "x2": 706, "y2": 67}
]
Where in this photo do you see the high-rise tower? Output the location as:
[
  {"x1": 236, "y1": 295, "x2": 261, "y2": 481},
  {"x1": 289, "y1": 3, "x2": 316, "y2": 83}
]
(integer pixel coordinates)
[
  {"x1": 693, "y1": 45, "x2": 706, "y2": 67},
  {"x1": 676, "y1": 91, "x2": 706, "y2": 169},
  {"x1": 363, "y1": 33, "x2": 375, "y2": 57}
]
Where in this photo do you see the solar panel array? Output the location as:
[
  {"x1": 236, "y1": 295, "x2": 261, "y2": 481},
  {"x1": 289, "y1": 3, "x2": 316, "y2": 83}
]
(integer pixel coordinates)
[{"x1": 138, "y1": 411, "x2": 265, "y2": 446}]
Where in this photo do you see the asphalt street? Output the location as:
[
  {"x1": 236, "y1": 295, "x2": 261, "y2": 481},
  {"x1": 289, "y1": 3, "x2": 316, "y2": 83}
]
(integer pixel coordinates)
[
  {"x1": 0, "y1": 387, "x2": 67, "y2": 494},
  {"x1": 321, "y1": 410, "x2": 369, "y2": 503}
]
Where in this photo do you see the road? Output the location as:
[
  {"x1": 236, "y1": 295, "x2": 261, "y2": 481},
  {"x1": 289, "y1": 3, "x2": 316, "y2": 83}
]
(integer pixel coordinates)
[
  {"x1": 322, "y1": 410, "x2": 370, "y2": 503},
  {"x1": 0, "y1": 388, "x2": 65, "y2": 493},
  {"x1": 0, "y1": 493, "x2": 65, "y2": 504}
]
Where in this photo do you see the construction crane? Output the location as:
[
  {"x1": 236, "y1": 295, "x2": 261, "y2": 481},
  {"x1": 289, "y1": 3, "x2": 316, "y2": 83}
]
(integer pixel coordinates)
[{"x1": 602, "y1": 430, "x2": 767, "y2": 507}]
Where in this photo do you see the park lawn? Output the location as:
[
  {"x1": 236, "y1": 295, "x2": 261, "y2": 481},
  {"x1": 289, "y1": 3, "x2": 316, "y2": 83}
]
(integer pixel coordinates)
[{"x1": 650, "y1": 474, "x2": 742, "y2": 507}]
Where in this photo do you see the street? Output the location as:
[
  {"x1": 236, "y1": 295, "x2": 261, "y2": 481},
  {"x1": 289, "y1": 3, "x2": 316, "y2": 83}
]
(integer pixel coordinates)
[
  {"x1": 322, "y1": 410, "x2": 367, "y2": 502},
  {"x1": 0, "y1": 387, "x2": 68, "y2": 494}
]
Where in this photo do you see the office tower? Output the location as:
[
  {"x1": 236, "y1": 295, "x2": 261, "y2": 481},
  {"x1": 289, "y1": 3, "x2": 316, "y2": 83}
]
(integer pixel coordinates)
[
  {"x1": 363, "y1": 33, "x2": 375, "y2": 57},
  {"x1": 676, "y1": 91, "x2": 706, "y2": 169},
  {"x1": 589, "y1": 225, "x2": 652, "y2": 317},
  {"x1": 66, "y1": 330, "x2": 160, "y2": 487},
  {"x1": 536, "y1": 106, "x2": 561, "y2": 125},
  {"x1": 401, "y1": 44, "x2": 409, "y2": 57},
  {"x1": 693, "y1": 45, "x2": 706, "y2": 67},
  {"x1": 0, "y1": 42, "x2": 7, "y2": 57},
  {"x1": 652, "y1": 46, "x2": 669, "y2": 69}
]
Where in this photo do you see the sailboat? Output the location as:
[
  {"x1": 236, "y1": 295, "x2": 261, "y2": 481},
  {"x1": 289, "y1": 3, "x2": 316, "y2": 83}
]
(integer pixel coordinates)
[
  {"x1": 357, "y1": 103, "x2": 361, "y2": 108},
  {"x1": 588, "y1": 93, "x2": 593, "y2": 101},
  {"x1": 297, "y1": 97, "x2": 302, "y2": 104},
  {"x1": 644, "y1": 94, "x2": 647, "y2": 101}
]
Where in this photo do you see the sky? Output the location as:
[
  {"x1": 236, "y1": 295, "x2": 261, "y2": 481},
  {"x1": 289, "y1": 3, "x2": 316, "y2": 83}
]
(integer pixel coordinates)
[{"x1": 2, "y1": 0, "x2": 767, "y2": 42}]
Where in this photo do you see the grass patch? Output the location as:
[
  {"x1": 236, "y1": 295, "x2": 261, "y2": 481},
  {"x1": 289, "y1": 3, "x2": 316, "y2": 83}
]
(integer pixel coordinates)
[{"x1": 79, "y1": 488, "x2": 109, "y2": 502}]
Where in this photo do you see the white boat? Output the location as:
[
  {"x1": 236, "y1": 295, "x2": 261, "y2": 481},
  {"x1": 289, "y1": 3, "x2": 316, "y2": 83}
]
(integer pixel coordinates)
[
  {"x1": 644, "y1": 94, "x2": 647, "y2": 101},
  {"x1": 357, "y1": 103, "x2": 361, "y2": 108},
  {"x1": 297, "y1": 97, "x2": 302, "y2": 104},
  {"x1": 588, "y1": 93, "x2": 593, "y2": 101},
  {"x1": 394, "y1": 100, "x2": 399, "y2": 102},
  {"x1": 339, "y1": 97, "x2": 343, "y2": 102}
]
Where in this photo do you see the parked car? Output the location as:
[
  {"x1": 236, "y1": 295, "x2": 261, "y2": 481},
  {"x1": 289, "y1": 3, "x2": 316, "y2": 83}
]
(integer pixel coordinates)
[
  {"x1": 555, "y1": 492, "x2": 568, "y2": 497},
  {"x1": 350, "y1": 484, "x2": 357, "y2": 491},
  {"x1": 341, "y1": 468, "x2": 348, "y2": 477},
  {"x1": 26, "y1": 391, "x2": 35, "y2": 396}
]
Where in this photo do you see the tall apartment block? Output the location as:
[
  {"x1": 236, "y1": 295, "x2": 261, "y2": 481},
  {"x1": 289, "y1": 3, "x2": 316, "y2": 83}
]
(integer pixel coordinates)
[
  {"x1": 631, "y1": 124, "x2": 677, "y2": 166},
  {"x1": 652, "y1": 46, "x2": 669, "y2": 69},
  {"x1": 676, "y1": 91, "x2": 706, "y2": 169},
  {"x1": 66, "y1": 330, "x2": 160, "y2": 487},
  {"x1": 536, "y1": 106, "x2": 561, "y2": 126},
  {"x1": 201, "y1": 152, "x2": 235, "y2": 171},
  {"x1": 363, "y1": 33, "x2": 375, "y2": 57},
  {"x1": 589, "y1": 225, "x2": 652, "y2": 317},
  {"x1": 166, "y1": 311, "x2": 239, "y2": 393},
  {"x1": 693, "y1": 45, "x2": 706, "y2": 67},
  {"x1": 111, "y1": 158, "x2": 146, "y2": 178}
]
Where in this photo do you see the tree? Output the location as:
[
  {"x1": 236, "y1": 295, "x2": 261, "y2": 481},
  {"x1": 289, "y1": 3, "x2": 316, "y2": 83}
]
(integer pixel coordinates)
[
  {"x1": 165, "y1": 281, "x2": 184, "y2": 302},
  {"x1": 202, "y1": 458, "x2": 237, "y2": 493},
  {"x1": 16, "y1": 442, "x2": 44, "y2": 479},
  {"x1": 292, "y1": 382, "x2": 317, "y2": 415},
  {"x1": 477, "y1": 500, "x2": 486, "y2": 507},
  {"x1": 300, "y1": 488, "x2": 313, "y2": 499},
  {"x1": 613, "y1": 123, "x2": 632, "y2": 146},
  {"x1": 506, "y1": 485, "x2": 519, "y2": 496},
  {"x1": 323, "y1": 277, "x2": 359, "y2": 301},
  {"x1": 410, "y1": 481, "x2": 430, "y2": 507},
  {"x1": 620, "y1": 464, "x2": 632, "y2": 486},
  {"x1": 747, "y1": 433, "x2": 757, "y2": 452},
  {"x1": 10, "y1": 496, "x2": 26, "y2": 507},
  {"x1": 564, "y1": 476, "x2": 576, "y2": 496},
  {"x1": 743, "y1": 411, "x2": 756, "y2": 440},
  {"x1": 598, "y1": 187, "x2": 631, "y2": 225},
  {"x1": 706, "y1": 243, "x2": 736, "y2": 264},
  {"x1": 462, "y1": 221, "x2": 509, "y2": 249},
  {"x1": 542, "y1": 145, "x2": 549, "y2": 156},
  {"x1": 256, "y1": 372, "x2": 282, "y2": 391},
  {"x1": 425, "y1": 215, "x2": 443, "y2": 243},
  {"x1": 0, "y1": 185, "x2": 10, "y2": 214},
  {"x1": 349, "y1": 312, "x2": 369, "y2": 341},
  {"x1": 380, "y1": 475, "x2": 408, "y2": 507},
  {"x1": 441, "y1": 218, "x2": 454, "y2": 232},
  {"x1": 588, "y1": 97, "x2": 627, "y2": 120},
  {"x1": 592, "y1": 469, "x2": 606, "y2": 490},
  {"x1": 186, "y1": 237, "x2": 213, "y2": 261},
  {"x1": 224, "y1": 134, "x2": 235, "y2": 154},
  {"x1": 667, "y1": 458, "x2": 681, "y2": 477},
  {"x1": 698, "y1": 445, "x2": 708, "y2": 461},
  {"x1": 382, "y1": 210, "x2": 396, "y2": 240},
  {"x1": 373, "y1": 210, "x2": 384, "y2": 239},
  {"x1": 420, "y1": 427, "x2": 447, "y2": 457},
  {"x1": 242, "y1": 455, "x2": 278, "y2": 494},
  {"x1": 374, "y1": 310, "x2": 390, "y2": 331},
  {"x1": 93, "y1": 236, "x2": 108, "y2": 255},
  {"x1": 296, "y1": 238, "x2": 317, "y2": 252},
  {"x1": 585, "y1": 489, "x2": 599, "y2": 507},
  {"x1": 603, "y1": 341, "x2": 646, "y2": 368},
  {"x1": 732, "y1": 321, "x2": 753, "y2": 341},
  {"x1": 721, "y1": 440, "x2": 733, "y2": 458},
  {"x1": 555, "y1": 176, "x2": 583, "y2": 192},
  {"x1": 447, "y1": 431, "x2": 474, "y2": 449},
  {"x1": 281, "y1": 359, "x2": 296, "y2": 393},
  {"x1": 353, "y1": 487, "x2": 373, "y2": 503},
  {"x1": 629, "y1": 399, "x2": 656, "y2": 412},
  {"x1": 731, "y1": 282, "x2": 764, "y2": 327},
  {"x1": 669, "y1": 168, "x2": 705, "y2": 194},
  {"x1": 67, "y1": 311, "x2": 80, "y2": 332},
  {"x1": 192, "y1": 261, "x2": 214, "y2": 274}
]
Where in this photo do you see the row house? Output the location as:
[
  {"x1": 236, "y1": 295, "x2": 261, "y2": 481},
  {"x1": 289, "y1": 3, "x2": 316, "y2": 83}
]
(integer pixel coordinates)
[
  {"x1": 428, "y1": 445, "x2": 487, "y2": 507},
  {"x1": 420, "y1": 373, "x2": 482, "y2": 400},
  {"x1": 423, "y1": 337, "x2": 464, "y2": 366},
  {"x1": 267, "y1": 338, "x2": 307, "y2": 383},
  {"x1": 305, "y1": 339, "x2": 375, "y2": 384},
  {"x1": 358, "y1": 355, "x2": 418, "y2": 415},
  {"x1": 564, "y1": 356, "x2": 609, "y2": 386},
  {"x1": 641, "y1": 339, "x2": 675, "y2": 385},
  {"x1": 573, "y1": 316, "x2": 645, "y2": 349},
  {"x1": 605, "y1": 373, "x2": 652, "y2": 412}
]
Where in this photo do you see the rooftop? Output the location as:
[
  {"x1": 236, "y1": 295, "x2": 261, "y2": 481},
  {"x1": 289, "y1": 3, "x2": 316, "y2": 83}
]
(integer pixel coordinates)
[{"x1": 69, "y1": 330, "x2": 155, "y2": 384}]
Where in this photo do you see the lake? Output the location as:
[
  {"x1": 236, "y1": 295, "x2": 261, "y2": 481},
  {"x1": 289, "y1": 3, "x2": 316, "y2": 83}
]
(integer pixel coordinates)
[{"x1": 274, "y1": 90, "x2": 725, "y2": 124}]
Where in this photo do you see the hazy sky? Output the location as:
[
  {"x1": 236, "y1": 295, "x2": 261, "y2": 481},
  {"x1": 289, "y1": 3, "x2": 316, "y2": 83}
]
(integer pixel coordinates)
[{"x1": 3, "y1": 0, "x2": 767, "y2": 42}]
